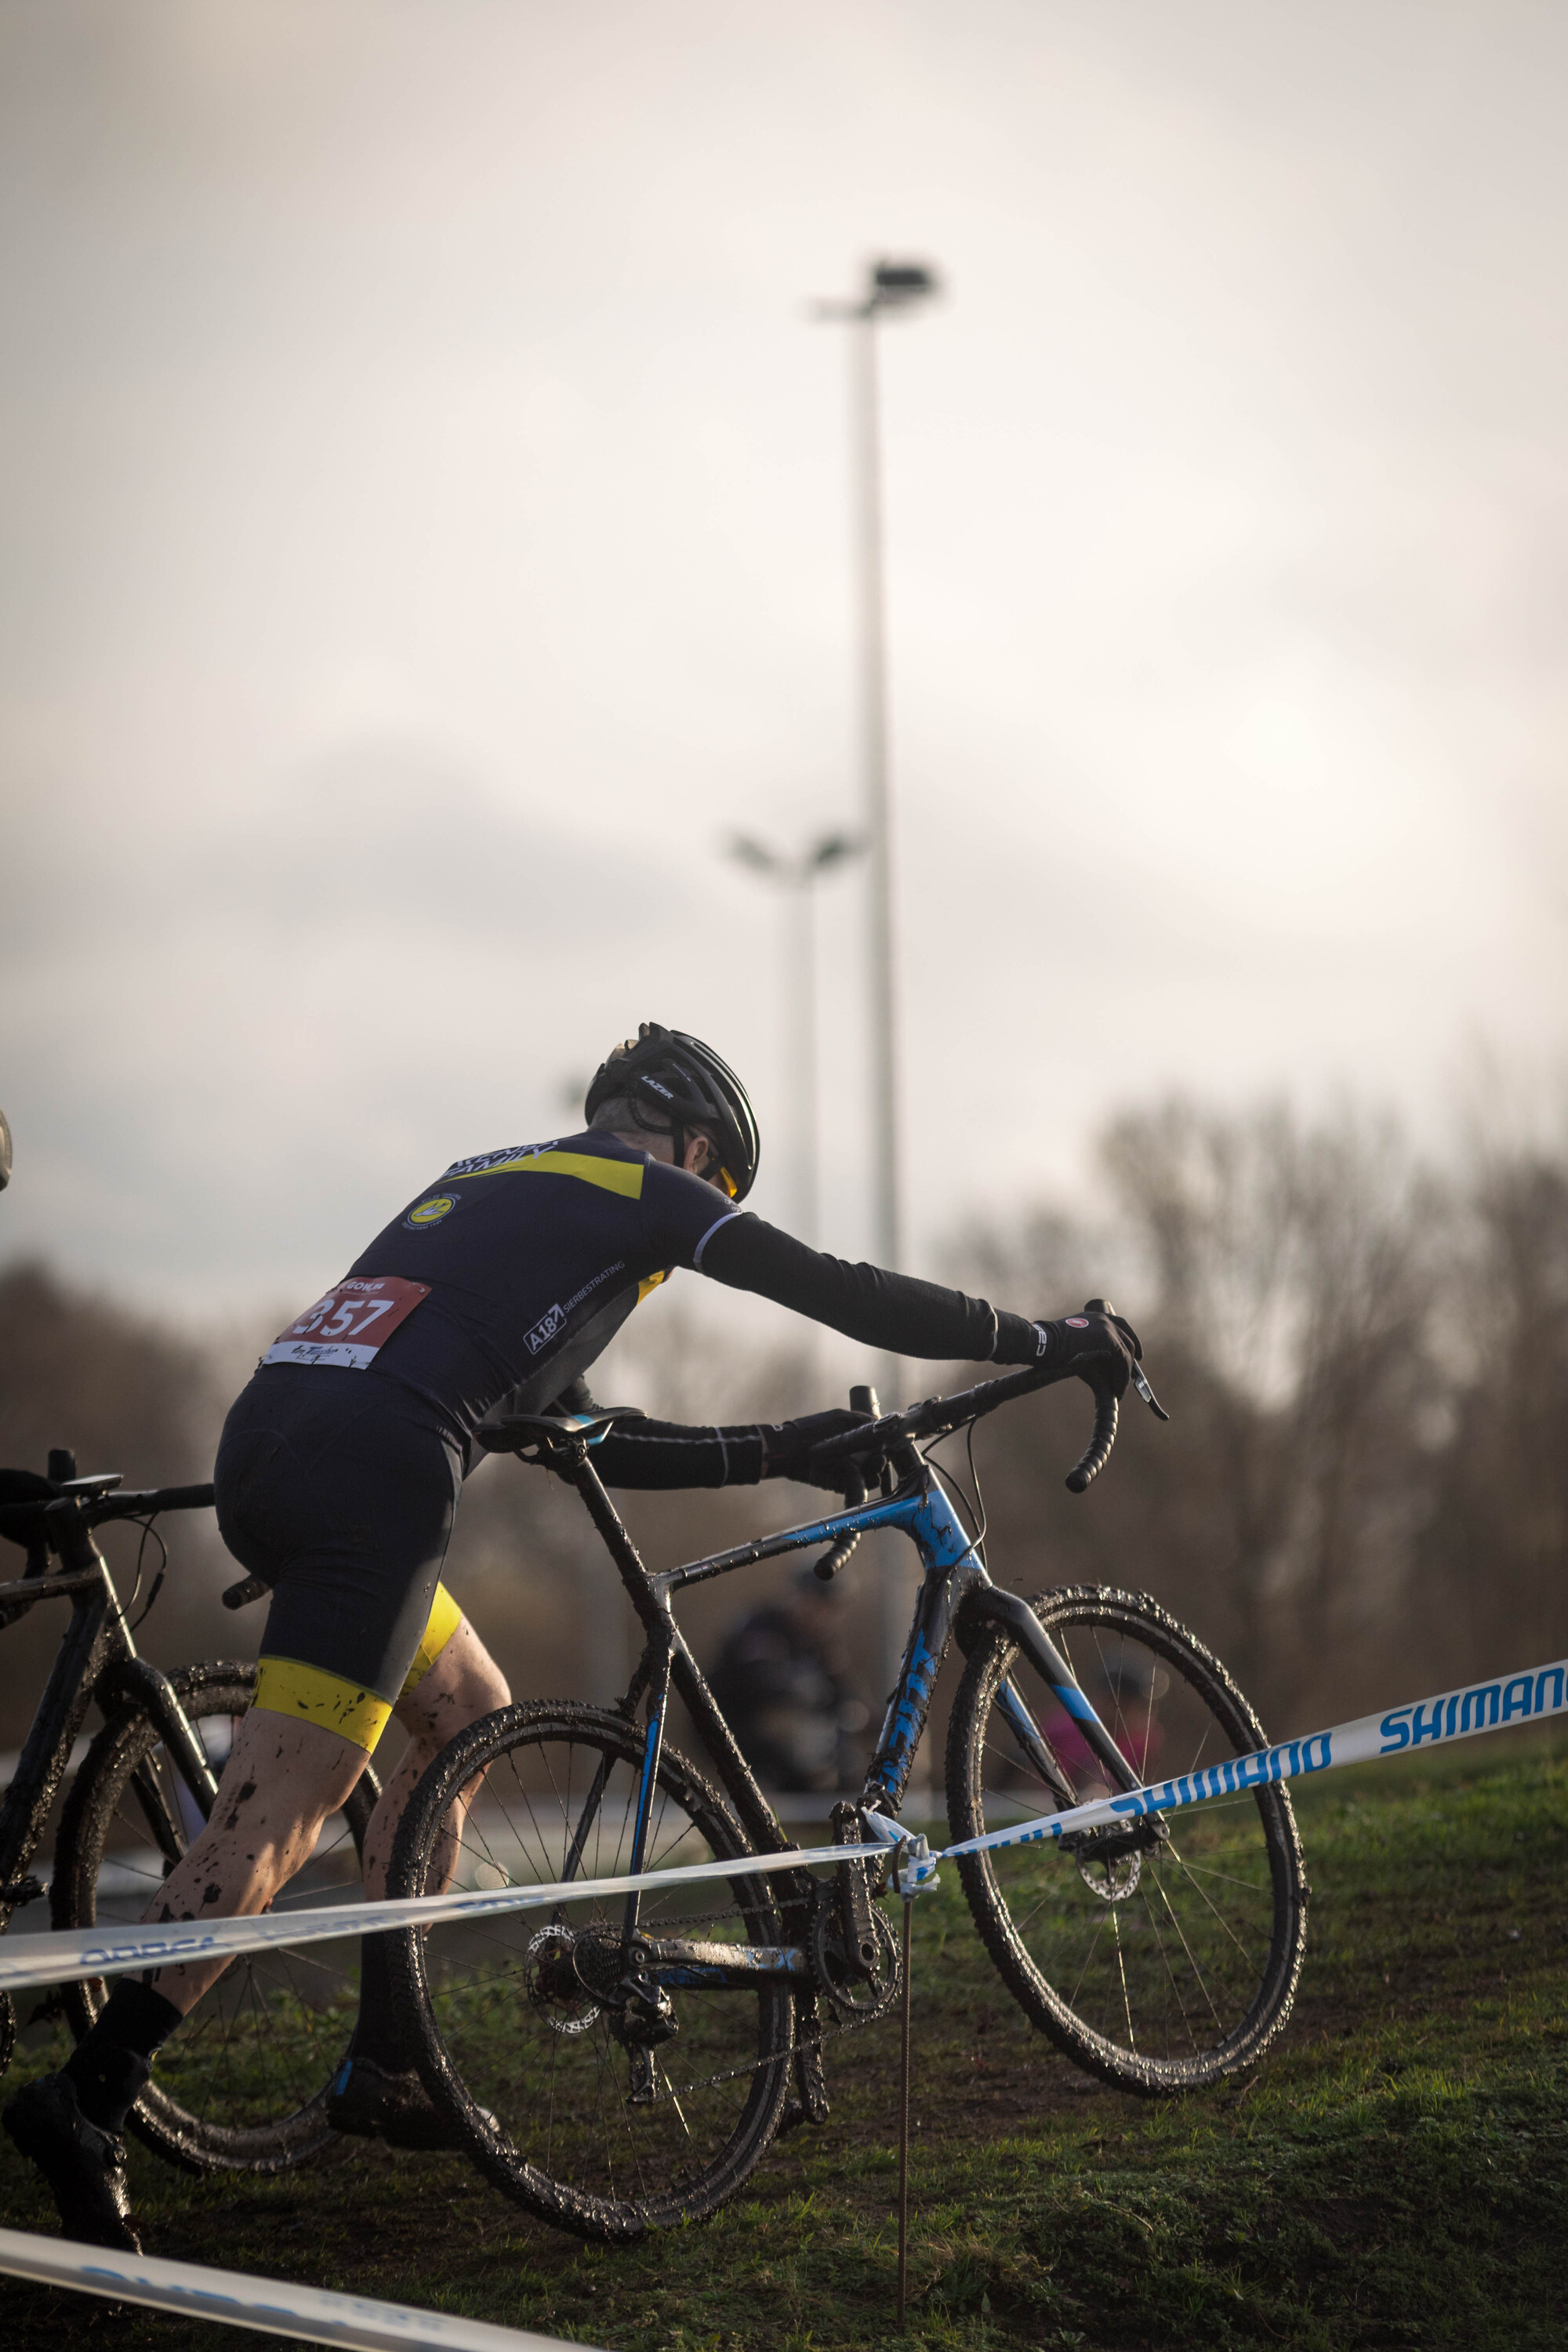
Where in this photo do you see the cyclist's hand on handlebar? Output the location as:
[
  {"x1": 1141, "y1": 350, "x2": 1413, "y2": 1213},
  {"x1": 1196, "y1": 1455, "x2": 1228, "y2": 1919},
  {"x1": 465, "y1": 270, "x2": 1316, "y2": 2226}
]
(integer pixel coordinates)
[
  {"x1": 1033, "y1": 1302, "x2": 1143, "y2": 1398},
  {"x1": 760, "y1": 1407, "x2": 877, "y2": 1490}
]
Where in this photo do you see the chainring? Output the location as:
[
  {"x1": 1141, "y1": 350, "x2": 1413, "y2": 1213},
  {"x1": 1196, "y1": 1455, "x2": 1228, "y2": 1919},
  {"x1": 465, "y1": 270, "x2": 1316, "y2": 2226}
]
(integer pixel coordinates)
[{"x1": 809, "y1": 1900, "x2": 901, "y2": 2021}]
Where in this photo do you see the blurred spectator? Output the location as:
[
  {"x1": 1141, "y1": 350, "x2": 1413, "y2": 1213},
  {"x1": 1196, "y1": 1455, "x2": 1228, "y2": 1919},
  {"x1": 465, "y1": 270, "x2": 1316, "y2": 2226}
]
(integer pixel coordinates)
[{"x1": 708, "y1": 1566, "x2": 869, "y2": 1794}]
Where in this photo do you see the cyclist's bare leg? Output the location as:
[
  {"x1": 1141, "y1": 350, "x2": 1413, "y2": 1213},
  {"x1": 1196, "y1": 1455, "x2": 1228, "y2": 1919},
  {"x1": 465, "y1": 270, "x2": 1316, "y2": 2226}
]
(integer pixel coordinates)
[
  {"x1": 134, "y1": 1614, "x2": 506, "y2": 2014},
  {"x1": 362, "y1": 1613, "x2": 510, "y2": 1897},
  {"x1": 136, "y1": 1708, "x2": 369, "y2": 2013}
]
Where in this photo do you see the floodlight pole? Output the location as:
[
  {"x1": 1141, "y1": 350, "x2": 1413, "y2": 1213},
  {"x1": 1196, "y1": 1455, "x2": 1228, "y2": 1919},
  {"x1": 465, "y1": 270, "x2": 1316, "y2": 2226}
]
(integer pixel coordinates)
[
  {"x1": 813, "y1": 260, "x2": 940, "y2": 1303},
  {"x1": 854, "y1": 310, "x2": 898, "y2": 1283},
  {"x1": 814, "y1": 257, "x2": 942, "y2": 1731},
  {"x1": 725, "y1": 833, "x2": 863, "y2": 1252}
]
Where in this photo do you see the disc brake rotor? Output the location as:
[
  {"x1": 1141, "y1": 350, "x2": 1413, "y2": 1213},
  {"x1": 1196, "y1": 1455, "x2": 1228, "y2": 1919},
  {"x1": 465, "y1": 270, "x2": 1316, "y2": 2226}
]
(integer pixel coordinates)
[
  {"x1": 1075, "y1": 1847, "x2": 1142, "y2": 1902},
  {"x1": 524, "y1": 1924, "x2": 601, "y2": 2036}
]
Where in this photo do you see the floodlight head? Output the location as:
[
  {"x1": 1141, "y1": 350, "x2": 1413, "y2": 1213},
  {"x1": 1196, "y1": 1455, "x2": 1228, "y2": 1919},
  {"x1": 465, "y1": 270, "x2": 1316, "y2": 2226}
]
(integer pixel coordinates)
[
  {"x1": 810, "y1": 832, "x2": 863, "y2": 873},
  {"x1": 726, "y1": 833, "x2": 783, "y2": 878},
  {"x1": 869, "y1": 260, "x2": 941, "y2": 312}
]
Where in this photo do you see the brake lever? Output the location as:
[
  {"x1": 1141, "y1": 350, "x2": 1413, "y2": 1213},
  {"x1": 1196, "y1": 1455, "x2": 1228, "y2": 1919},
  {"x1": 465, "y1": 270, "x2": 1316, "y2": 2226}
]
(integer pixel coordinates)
[{"x1": 1131, "y1": 1363, "x2": 1170, "y2": 1422}]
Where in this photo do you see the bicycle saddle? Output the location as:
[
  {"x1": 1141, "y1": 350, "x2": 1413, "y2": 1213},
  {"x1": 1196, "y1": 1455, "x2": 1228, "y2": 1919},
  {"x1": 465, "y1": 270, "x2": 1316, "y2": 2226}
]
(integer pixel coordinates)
[{"x1": 476, "y1": 1408, "x2": 643, "y2": 1456}]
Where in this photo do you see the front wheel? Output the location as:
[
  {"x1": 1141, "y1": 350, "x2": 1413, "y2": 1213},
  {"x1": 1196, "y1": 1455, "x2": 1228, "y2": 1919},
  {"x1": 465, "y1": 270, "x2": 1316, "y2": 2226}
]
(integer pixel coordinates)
[
  {"x1": 53, "y1": 1663, "x2": 378, "y2": 2172},
  {"x1": 946, "y1": 1586, "x2": 1308, "y2": 2092},
  {"x1": 386, "y1": 1701, "x2": 793, "y2": 2241}
]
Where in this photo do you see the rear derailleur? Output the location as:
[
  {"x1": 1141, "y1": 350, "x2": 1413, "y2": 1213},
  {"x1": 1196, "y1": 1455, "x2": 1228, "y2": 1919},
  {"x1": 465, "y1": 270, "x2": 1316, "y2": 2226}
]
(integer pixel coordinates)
[{"x1": 528, "y1": 1924, "x2": 678, "y2": 2104}]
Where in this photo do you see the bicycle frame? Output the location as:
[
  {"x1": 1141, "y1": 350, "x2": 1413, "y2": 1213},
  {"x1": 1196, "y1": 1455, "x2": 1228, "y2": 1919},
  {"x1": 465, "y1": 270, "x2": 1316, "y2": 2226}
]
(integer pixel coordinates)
[
  {"x1": 557, "y1": 1442, "x2": 1147, "y2": 1986},
  {"x1": 0, "y1": 1489, "x2": 219, "y2": 1938}
]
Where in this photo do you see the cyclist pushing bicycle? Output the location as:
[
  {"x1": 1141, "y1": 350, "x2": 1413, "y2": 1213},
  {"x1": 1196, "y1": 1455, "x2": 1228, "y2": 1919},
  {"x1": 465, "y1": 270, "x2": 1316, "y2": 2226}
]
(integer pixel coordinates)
[{"x1": 3, "y1": 1023, "x2": 1141, "y2": 2251}]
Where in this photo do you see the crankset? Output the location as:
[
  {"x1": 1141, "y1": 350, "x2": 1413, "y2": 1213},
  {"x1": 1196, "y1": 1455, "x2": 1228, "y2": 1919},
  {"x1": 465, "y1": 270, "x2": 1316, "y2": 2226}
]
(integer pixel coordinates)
[{"x1": 808, "y1": 1884, "x2": 901, "y2": 2020}]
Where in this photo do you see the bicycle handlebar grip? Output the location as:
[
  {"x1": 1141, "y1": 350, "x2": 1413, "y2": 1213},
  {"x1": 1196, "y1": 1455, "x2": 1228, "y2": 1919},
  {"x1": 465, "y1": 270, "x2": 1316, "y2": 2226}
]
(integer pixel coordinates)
[
  {"x1": 1064, "y1": 1384, "x2": 1119, "y2": 1494},
  {"x1": 222, "y1": 1574, "x2": 270, "y2": 1611},
  {"x1": 140, "y1": 1482, "x2": 216, "y2": 1514},
  {"x1": 813, "y1": 1529, "x2": 862, "y2": 1583}
]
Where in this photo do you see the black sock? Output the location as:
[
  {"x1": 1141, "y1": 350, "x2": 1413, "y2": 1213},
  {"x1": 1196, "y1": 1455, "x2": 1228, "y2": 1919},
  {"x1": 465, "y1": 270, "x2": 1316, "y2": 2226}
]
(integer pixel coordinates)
[
  {"x1": 65, "y1": 1980, "x2": 183, "y2": 2133},
  {"x1": 350, "y1": 1935, "x2": 408, "y2": 2071}
]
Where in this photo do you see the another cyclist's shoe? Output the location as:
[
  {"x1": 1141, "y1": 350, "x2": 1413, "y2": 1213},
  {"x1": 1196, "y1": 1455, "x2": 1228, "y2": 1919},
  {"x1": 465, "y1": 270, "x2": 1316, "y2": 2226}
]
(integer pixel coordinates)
[
  {"x1": 326, "y1": 2054, "x2": 463, "y2": 2151},
  {"x1": 2, "y1": 2070, "x2": 141, "y2": 2251}
]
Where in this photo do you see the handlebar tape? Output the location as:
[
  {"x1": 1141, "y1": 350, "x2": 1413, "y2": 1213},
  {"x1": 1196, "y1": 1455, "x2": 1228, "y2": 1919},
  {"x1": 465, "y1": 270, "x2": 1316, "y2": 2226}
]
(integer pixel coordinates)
[
  {"x1": 0, "y1": 1481, "x2": 216, "y2": 1533},
  {"x1": 1064, "y1": 1387, "x2": 1120, "y2": 1494}
]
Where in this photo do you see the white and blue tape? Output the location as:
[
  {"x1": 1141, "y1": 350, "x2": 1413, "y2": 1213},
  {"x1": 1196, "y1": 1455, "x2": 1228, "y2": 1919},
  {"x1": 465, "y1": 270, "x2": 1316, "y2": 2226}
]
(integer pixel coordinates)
[
  {"x1": 0, "y1": 1840, "x2": 884, "y2": 1992},
  {"x1": 2, "y1": 1654, "x2": 1563, "y2": 2000},
  {"x1": 0, "y1": 2224, "x2": 595, "y2": 2351},
  {"x1": 942, "y1": 1651, "x2": 1568, "y2": 1860}
]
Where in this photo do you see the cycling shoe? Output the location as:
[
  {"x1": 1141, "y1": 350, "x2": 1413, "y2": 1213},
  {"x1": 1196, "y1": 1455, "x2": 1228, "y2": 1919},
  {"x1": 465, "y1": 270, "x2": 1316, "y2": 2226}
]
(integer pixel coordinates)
[
  {"x1": 326, "y1": 2054, "x2": 465, "y2": 2151},
  {"x1": 3, "y1": 2070, "x2": 141, "y2": 2250}
]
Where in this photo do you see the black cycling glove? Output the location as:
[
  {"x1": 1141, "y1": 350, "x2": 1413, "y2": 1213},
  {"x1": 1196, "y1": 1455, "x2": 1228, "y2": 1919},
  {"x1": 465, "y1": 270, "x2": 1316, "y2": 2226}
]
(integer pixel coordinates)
[
  {"x1": 1031, "y1": 1305, "x2": 1143, "y2": 1396},
  {"x1": 760, "y1": 1407, "x2": 876, "y2": 1490}
]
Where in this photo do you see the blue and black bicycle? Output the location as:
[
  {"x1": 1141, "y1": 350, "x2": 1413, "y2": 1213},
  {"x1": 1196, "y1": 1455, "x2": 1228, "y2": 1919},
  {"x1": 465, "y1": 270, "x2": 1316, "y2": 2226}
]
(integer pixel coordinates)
[{"x1": 386, "y1": 1317, "x2": 1309, "y2": 2241}]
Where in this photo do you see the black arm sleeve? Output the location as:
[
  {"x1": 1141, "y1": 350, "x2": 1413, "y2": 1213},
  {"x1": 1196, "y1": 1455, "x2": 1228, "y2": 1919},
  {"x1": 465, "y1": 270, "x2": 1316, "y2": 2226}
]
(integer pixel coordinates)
[
  {"x1": 699, "y1": 1214, "x2": 1040, "y2": 1364},
  {"x1": 589, "y1": 1420, "x2": 765, "y2": 1490},
  {"x1": 545, "y1": 1376, "x2": 765, "y2": 1489}
]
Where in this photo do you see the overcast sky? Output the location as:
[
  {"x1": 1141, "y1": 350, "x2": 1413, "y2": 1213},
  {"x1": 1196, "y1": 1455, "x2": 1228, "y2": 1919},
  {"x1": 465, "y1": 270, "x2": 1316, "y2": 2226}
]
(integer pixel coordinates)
[{"x1": 2, "y1": 0, "x2": 1566, "y2": 1333}]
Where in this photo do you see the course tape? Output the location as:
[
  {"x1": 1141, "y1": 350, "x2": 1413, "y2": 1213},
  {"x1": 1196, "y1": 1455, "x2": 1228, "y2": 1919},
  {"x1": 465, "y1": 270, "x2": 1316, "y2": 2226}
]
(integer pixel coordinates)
[
  {"x1": 0, "y1": 1841, "x2": 883, "y2": 1992},
  {"x1": 2, "y1": 1654, "x2": 1563, "y2": 1994},
  {"x1": 0, "y1": 2224, "x2": 595, "y2": 2350},
  {"x1": 942, "y1": 1651, "x2": 1568, "y2": 1860}
]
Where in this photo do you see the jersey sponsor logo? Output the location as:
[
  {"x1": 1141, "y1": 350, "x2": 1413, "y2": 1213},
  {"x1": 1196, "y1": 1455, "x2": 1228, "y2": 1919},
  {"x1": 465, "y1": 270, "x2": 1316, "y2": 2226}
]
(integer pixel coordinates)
[
  {"x1": 524, "y1": 1303, "x2": 568, "y2": 1355},
  {"x1": 262, "y1": 1276, "x2": 430, "y2": 1373},
  {"x1": 441, "y1": 1140, "x2": 560, "y2": 1180},
  {"x1": 562, "y1": 1259, "x2": 626, "y2": 1316},
  {"x1": 1065, "y1": 1316, "x2": 1090, "y2": 1327},
  {"x1": 404, "y1": 1192, "x2": 459, "y2": 1231},
  {"x1": 434, "y1": 1141, "x2": 645, "y2": 1200},
  {"x1": 518, "y1": 1261, "x2": 633, "y2": 1362}
]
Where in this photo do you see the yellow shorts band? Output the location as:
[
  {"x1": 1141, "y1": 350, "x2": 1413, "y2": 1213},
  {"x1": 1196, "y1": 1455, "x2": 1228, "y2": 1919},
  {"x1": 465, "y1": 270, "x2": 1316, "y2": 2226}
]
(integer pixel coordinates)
[
  {"x1": 252, "y1": 1657, "x2": 394, "y2": 1753},
  {"x1": 400, "y1": 1581, "x2": 463, "y2": 1698}
]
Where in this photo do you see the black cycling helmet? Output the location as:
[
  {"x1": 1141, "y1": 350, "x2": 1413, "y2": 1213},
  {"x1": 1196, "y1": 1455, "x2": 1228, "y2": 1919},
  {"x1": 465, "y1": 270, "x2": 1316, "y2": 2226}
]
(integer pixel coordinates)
[{"x1": 585, "y1": 1022, "x2": 760, "y2": 1201}]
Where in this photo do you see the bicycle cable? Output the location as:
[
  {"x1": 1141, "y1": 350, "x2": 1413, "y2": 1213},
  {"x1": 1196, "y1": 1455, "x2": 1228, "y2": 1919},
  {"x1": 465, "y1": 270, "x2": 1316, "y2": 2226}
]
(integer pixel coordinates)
[
  {"x1": 919, "y1": 1417, "x2": 988, "y2": 1570},
  {"x1": 122, "y1": 1514, "x2": 169, "y2": 1632}
]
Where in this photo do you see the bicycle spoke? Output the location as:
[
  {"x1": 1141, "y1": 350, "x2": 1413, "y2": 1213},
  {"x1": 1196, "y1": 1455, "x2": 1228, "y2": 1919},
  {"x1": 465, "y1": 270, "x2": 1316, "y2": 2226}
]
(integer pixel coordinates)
[
  {"x1": 408, "y1": 1714, "x2": 789, "y2": 2234},
  {"x1": 954, "y1": 1597, "x2": 1305, "y2": 2090},
  {"x1": 64, "y1": 1685, "x2": 365, "y2": 2165}
]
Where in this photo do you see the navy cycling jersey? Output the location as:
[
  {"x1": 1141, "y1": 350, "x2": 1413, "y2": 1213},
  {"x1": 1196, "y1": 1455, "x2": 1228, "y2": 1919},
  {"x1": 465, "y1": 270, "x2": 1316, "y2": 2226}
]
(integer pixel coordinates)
[
  {"x1": 274, "y1": 1134, "x2": 734, "y2": 1438},
  {"x1": 259, "y1": 1128, "x2": 1041, "y2": 1446}
]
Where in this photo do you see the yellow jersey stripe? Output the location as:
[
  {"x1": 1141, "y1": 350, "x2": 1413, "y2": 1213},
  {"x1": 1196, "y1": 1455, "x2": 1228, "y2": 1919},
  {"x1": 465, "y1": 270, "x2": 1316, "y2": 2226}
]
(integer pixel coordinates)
[
  {"x1": 636, "y1": 1269, "x2": 667, "y2": 1304},
  {"x1": 253, "y1": 1657, "x2": 394, "y2": 1752},
  {"x1": 449, "y1": 1152, "x2": 644, "y2": 1200},
  {"x1": 400, "y1": 1582, "x2": 463, "y2": 1697}
]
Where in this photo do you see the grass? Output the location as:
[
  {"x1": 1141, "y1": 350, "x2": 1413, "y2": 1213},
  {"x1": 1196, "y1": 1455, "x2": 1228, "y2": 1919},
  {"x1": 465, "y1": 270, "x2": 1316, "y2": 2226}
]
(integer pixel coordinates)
[{"x1": 4, "y1": 1744, "x2": 1567, "y2": 2350}]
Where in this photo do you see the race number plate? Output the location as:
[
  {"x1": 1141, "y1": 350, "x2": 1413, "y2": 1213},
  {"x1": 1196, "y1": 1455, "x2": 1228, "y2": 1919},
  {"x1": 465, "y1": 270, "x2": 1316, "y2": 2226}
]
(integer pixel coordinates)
[{"x1": 262, "y1": 1276, "x2": 430, "y2": 1373}]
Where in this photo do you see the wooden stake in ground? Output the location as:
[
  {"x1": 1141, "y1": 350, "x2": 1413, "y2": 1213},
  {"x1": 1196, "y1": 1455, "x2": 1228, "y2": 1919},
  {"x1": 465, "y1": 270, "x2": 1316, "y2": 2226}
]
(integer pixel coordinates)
[{"x1": 897, "y1": 1891, "x2": 913, "y2": 2329}]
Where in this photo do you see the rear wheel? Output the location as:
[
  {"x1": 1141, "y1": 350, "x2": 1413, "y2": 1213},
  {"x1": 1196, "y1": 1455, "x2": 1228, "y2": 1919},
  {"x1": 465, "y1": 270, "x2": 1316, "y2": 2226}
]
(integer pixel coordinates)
[
  {"x1": 387, "y1": 1701, "x2": 793, "y2": 2241},
  {"x1": 947, "y1": 1587, "x2": 1307, "y2": 2092},
  {"x1": 53, "y1": 1664, "x2": 377, "y2": 2172}
]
